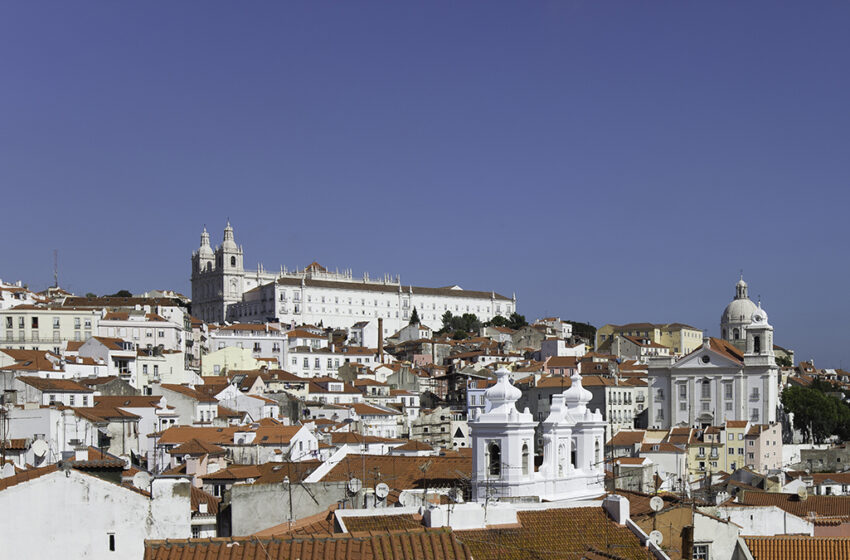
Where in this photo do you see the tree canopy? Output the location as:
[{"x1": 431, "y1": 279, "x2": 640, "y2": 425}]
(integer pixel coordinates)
[{"x1": 782, "y1": 382, "x2": 850, "y2": 443}]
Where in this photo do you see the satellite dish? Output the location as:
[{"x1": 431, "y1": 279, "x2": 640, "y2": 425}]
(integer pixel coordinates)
[
  {"x1": 120, "y1": 455, "x2": 132, "y2": 469},
  {"x1": 375, "y1": 482, "x2": 389, "y2": 499},
  {"x1": 649, "y1": 530, "x2": 663, "y2": 546},
  {"x1": 132, "y1": 471, "x2": 152, "y2": 491},
  {"x1": 31, "y1": 440, "x2": 49, "y2": 458},
  {"x1": 398, "y1": 490, "x2": 417, "y2": 507},
  {"x1": 797, "y1": 487, "x2": 808, "y2": 501},
  {"x1": 347, "y1": 477, "x2": 362, "y2": 494},
  {"x1": 649, "y1": 496, "x2": 664, "y2": 512}
]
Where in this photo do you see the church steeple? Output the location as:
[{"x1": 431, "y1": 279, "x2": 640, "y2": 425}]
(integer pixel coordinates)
[{"x1": 222, "y1": 220, "x2": 237, "y2": 251}]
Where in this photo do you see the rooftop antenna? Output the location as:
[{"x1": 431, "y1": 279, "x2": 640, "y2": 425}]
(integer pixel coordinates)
[{"x1": 53, "y1": 249, "x2": 59, "y2": 288}]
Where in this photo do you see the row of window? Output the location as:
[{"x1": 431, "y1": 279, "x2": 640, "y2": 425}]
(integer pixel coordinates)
[{"x1": 5, "y1": 316, "x2": 93, "y2": 329}]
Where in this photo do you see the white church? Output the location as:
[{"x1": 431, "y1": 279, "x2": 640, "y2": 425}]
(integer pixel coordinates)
[
  {"x1": 470, "y1": 367, "x2": 606, "y2": 502},
  {"x1": 648, "y1": 277, "x2": 780, "y2": 429},
  {"x1": 191, "y1": 223, "x2": 516, "y2": 331}
]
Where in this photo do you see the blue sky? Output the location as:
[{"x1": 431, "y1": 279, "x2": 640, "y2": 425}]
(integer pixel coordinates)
[{"x1": 1, "y1": 2, "x2": 848, "y2": 366}]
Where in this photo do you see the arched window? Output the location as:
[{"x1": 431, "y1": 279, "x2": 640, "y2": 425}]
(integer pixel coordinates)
[
  {"x1": 733, "y1": 328, "x2": 740, "y2": 340},
  {"x1": 753, "y1": 335, "x2": 761, "y2": 354},
  {"x1": 722, "y1": 328, "x2": 727, "y2": 339},
  {"x1": 522, "y1": 443, "x2": 529, "y2": 476},
  {"x1": 230, "y1": 256, "x2": 236, "y2": 267},
  {"x1": 487, "y1": 442, "x2": 501, "y2": 477},
  {"x1": 570, "y1": 438, "x2": 578, "y2": 469}
]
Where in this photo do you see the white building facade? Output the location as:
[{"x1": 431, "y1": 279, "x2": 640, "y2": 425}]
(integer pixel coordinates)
[
  {"x1": 191, "y1": 223, "x2": 517, "y2": 330},
  {"x1": 649, "y1": 301, "x2": 779, "y2": 429},
  {"x1": 470, "y1": 367, "x2": 606, "y2": 502}
]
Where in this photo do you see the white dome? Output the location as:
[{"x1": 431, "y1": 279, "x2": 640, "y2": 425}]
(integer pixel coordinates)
[{"x1": 721, "y1": 297, "x2": 758, "y2": 325}]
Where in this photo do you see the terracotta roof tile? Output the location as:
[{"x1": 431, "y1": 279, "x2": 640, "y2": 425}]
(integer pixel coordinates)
[
  {"x1": 738, "y1": 491, "x2": 850, "y2": 520},
  {"x1": 456, "y1": 507, "x2": 652, "y2": 560},
  {"x1": 144, "y1": 528, "x2": 471, "y2": 560},
  {"x1": 745, "y1": 536, "x2": 850, "y2": 560}
]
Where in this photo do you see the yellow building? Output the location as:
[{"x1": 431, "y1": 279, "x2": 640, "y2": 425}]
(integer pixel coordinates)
[
  {"x1": 596, "y1": 322, "x2": 703, "y2": 357},
  {"x1": 201, "y1": 346, "x2": 261, "y2": 376}
]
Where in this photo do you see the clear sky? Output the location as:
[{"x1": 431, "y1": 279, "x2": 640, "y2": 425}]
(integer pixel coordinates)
[{"x1": 1, "y1": 2, "x2": 848, "y2": 366}]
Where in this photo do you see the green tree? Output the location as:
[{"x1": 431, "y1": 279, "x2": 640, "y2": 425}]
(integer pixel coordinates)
[
  {"x1": 565, "y1": 320, "x2": 596, "y2": 341},
  {"x1": 488, "y1": 315, "x2": 508, "y2": 328},
  {"x1": 781, "y1": 385, "x2": 845, "y2": 443},
  {"x1": 507, "y1": 312, "x2": 527, "y2": 330},
  {"x1": 441, "y1": 311, "x2": 454, "y2": 332},
  {"x1": 106, "y1": 289, "x2": 133, "y2": 298},
  {"x1": 776, "y1": 355, "x2": 792, "y2": 368},
  {"x1": 85, "y1": 292, "x2": 97, "y2": 298},
  {"x1": 409, "y1": 307, "x2": 420, "y2": 325}
]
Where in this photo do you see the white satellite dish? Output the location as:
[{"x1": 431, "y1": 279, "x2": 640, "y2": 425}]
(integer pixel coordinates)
[
  {"x1": 120, "y1": 455, "x2": 132, "y2": 469},
  {"x1": 649, "y1": 496, "x2": 664, "y2": 512},
  {"x1": 347, "y1": 477, "x2": 362, "y2": 494},
  {"x1": 797, "y1": 487, "x2": 808, "y2": 501},
  {"x1": 31, "y1": 440, "x2": 49, "y2": 458},
  {"x1": 398, "y1": 490, "x2": 417, "y2": 507},
  {"x1": 649, "y1": 530, "x2": 663, "y2": 546},
  {"x1": 375, "y1": 482, "x2": 389, "y2": 500},
  {"x1": 132, "y1": 471, "x2": 152, "y2": 491}
]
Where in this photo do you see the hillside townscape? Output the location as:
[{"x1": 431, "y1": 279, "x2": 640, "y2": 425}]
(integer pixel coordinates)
[{"x1": 0, "y1": 224, "x2": 847, "y2": 559}]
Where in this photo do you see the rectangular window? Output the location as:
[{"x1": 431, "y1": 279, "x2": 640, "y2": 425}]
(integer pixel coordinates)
[
  {"x1": 143, "y1": 365, "x2": 148, "y2": 374},
  {"x1": 74, "y1": 318, "x2": 81, "y2": 328},
  {"x1": 108, "y1": 533, "x2": 116, "y2": 552},
  {"x1": 701, "y1": 381, "x2": 710, "y2": 399},
  {"x1": 679, "y1": 402, "x2": 687, "y2": 411},
  {"x1": 679, "y1": 384, "x2": 687, "y2": 399},
  {"x1": 153, "y1": 365, "x2": 159, "y2": 376},
  {"x1": 69, "y1": 395, "x2": 75, "y2": 406},
  {"x1": 5, "y1": 318, "x2": 11, "y2": 329},
  {"x1": 82, "y1": 396, "x2": 88, "y2": 406},
  {"x1": 314, "y1": 358, "x2": 320, "y2": 368},
  {"x1": 31, "y1": 317, "x2": 39, "y2": 328},
  {"x1": 724, "y1": 383, "x2": 733, "y2": 400},
  {"x1": 725, "y1": 402, "x2": 733, "y2": 411},
  {"x1": 213, "y1": 365, "x2": 220, "y2": 374}
]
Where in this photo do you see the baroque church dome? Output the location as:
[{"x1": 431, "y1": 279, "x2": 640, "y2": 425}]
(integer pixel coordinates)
[{"x1": 721, "y1": 277, "x2": 758, "y2": 326}]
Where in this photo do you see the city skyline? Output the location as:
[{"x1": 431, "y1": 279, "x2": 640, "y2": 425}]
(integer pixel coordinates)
[{"x1": 2, "y1": 2, "x2": 848, "y2": 366}]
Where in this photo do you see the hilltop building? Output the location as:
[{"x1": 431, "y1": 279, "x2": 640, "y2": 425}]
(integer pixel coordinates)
[{"x1": 191, "y1": 223, "x2": 517, "y2": 331}]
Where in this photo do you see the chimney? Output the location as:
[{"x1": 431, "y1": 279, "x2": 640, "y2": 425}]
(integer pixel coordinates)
[
  {"x1": 602, "y1": 494, "x2": 630, "y2": 525},
  {"x1": 378, "y1": 318, "x2": 384, "y2": 364}
]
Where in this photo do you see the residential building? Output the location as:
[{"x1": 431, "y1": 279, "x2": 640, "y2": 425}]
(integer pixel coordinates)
[{"x1": 596, "y1": 322, "x2": 703, "y2": 357}]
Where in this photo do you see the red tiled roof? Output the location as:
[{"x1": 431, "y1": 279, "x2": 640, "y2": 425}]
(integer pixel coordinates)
[
  {"x1": 145, "y1": 527, "x2": 470, "y2": 560},
  {"x1": 745, "y1": 536, "x2": 850, "y2": 560},
  {"x1": 456, "y1": 507, "x2": 653, "y2": 560},
  {"x1": 169, "y1": 438, "x2": 226, "y2": 456},
  {"x1": 738, "y1": 491, "x2": 850, "y2": 520}
]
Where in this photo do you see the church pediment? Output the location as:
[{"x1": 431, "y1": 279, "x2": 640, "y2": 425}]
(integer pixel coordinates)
[{"x1": 673, "y1": 347, "x2": 741, "y2": 370}]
